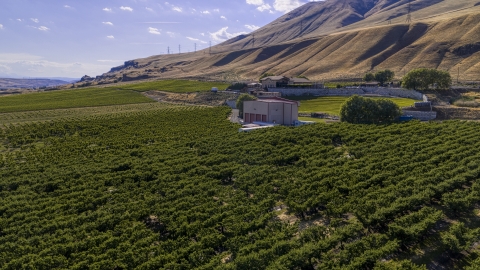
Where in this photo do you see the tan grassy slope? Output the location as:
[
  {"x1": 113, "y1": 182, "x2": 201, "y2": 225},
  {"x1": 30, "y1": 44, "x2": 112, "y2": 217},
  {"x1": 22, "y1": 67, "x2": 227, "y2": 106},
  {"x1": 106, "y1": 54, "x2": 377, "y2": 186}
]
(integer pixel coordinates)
[{"x1": 95, "y1": 0, "x2": 480, "y2": 82}]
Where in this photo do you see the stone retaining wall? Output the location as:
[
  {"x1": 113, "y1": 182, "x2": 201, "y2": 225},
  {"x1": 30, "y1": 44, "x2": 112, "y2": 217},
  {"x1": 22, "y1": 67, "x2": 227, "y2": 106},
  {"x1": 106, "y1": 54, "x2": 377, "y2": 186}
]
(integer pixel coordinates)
[
  {"x1": 272, "y1": 87, "x2": 424, "y2": 100},
  {"x1": 402, "y1": 110, "x2": 437, "y2": 121}
]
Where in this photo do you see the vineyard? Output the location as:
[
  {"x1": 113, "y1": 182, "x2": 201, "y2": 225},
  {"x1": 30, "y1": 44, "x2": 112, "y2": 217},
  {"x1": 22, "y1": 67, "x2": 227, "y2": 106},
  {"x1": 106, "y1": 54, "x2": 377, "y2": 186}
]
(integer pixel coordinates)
[
  {"x1": 0, "y1": 88, "x2": 153, "y2": 113},
  {"x1": 2, "y1": 106, "x2": 480, "y2": 269},
  {"x1": 96, "y1": 80, "x2": 231, "y2": 93},
  {"x1": 0, "y1": 103, "x2": 185, "y2": 126}
]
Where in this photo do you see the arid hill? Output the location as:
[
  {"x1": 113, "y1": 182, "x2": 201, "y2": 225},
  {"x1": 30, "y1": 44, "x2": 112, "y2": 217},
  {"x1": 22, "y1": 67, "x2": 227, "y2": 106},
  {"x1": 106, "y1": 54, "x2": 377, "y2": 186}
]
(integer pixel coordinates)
[
  {"x1": 0, "y1": 78, "x2": 70, "y2": 90},
  {"x1": 93, "y1": 0, "x2": 480, "y2": 83}
]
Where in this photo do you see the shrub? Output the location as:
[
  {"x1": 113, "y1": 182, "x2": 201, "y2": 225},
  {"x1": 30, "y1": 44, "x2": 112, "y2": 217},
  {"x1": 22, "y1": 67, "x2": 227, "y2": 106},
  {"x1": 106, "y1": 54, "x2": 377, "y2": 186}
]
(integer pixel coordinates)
[{"x1": 364, "y1": 73, "x2": 375, "y2": 82}]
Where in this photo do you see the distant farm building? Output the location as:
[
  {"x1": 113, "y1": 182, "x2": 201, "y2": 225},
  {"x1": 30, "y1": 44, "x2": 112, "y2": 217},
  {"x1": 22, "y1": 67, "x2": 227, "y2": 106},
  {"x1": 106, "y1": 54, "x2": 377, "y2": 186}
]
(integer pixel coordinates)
[
  {"x1": 260, "y1": 76, "x2": 323, "y2": 89},
  {"x1": 243, "y1": 97, "x2": 299, "y2": 126},
  {"x1": 260, "y1": 76, "x2": 289, "y2": 88}
]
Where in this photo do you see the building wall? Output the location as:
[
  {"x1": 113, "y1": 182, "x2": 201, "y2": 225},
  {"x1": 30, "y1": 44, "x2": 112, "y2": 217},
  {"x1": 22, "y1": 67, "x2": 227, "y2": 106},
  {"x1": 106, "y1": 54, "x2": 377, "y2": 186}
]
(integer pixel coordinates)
[
  {"x1": 244, "y1": 100, "x2": 298, "y2": 125},
  {"x1": 402, "y1": 110, "x2": 437, "y2": 121},
  {"x1": 268, "y1": 103, "x2": 285, "y2": 125},
  {"x1": 262, "y1": 79, "x2": 277, "y2": 88}
]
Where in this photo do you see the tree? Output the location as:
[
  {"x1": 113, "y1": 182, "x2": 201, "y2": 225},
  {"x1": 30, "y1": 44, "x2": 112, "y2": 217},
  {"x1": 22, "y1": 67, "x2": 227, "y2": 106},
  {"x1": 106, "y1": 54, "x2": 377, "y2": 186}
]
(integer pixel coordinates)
[
  {"x1": 374, "y1": 70, "x2": 395, "y2": 86},
  {"x1": 402, "y1": 68, "x2": 452, "y2": 90},
  {"x1": 364, "y1": 73, "x2": 375, "y2": 82},
  {"x1": 259, "y1": 73, "x2": 275, "y2": 80},
  {"x1": 340, "y1": 95, "x2": 401, "y2": 124},
  {"x1": 236, "y1": 94, "x2": 257, "y2": 117},
  {"x1": 441, "y1": 222, "x2": 471, "y2": 254}
]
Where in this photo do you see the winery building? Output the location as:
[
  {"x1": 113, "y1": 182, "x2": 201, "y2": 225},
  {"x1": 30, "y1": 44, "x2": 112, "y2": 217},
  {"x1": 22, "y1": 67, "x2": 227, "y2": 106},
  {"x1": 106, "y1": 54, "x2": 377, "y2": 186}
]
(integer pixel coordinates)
[{"x1": 243, "y1": 97, "x2": 299, "y2": 126}]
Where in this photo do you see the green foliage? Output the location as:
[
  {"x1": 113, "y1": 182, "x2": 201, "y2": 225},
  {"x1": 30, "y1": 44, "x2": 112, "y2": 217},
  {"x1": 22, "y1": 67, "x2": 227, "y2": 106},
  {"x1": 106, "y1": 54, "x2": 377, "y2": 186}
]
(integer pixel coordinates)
[
  {"x1": 364, "y1": 72, "x2": 375, "y2": 82},
  {"x1": 296, "y1": 75, "x2": 309, "y2": 79},
  {"x1": 441, "y1": 222, "x2": 471, "y2": 254},
  {"x1": 0, "y1": 88, "x2": 153, "y2": 113},
  {"x1": 375, "y1": 260, "x2": 426, "y2": 270},
  {"x1": 259, "y1": 73, "x2": 275, "y2": 80},
  {"x1": 236, "y1": 93, "x2": 257, "y2": 116},
  {"x1": 375, "y1": 70, "x2": 395, "y2": 85},
  {"x1": 111, "y1": 80, "x2": 231, "y2": 92},
  {"x1": 340, "y1": 95, "x2": 402, "y2": 124},
  {"x1": 402, "y1": 68, "x2": 452, "y2": 90},
  {"x1": 228, "y1": 83, "x2": 248, "y2": 90},
  {"x1": 4, "y1": 106, "x2": 480, "y2": 268}
]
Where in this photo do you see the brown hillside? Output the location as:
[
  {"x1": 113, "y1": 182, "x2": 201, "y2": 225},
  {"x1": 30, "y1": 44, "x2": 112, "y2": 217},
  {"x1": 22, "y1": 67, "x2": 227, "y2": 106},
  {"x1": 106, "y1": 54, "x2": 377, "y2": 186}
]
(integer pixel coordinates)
[{"x1": 94, "y1": 0, "x2": 480, "y2": 83}]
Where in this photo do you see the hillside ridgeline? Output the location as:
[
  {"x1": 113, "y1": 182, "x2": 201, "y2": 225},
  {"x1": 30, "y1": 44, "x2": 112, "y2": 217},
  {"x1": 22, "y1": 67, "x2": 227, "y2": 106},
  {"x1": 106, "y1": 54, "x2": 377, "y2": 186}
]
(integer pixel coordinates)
[{"x1": 92, "y1": 0, "x2": 480, "y2": 83}]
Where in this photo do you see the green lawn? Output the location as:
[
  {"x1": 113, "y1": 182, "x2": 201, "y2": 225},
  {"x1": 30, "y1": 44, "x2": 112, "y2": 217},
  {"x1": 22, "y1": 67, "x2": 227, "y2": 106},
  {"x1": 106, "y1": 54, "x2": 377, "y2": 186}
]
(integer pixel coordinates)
[
  {"x1": 107, "y1": 80, "x2": 231, "y2": 93},
  {"x1": 0, "y1": 88, "x2": 153, "y2": 113},
  {"x1": 290, "y1": 96, "x2": 417, "y2": 115},
  {"x1": 298, "y1": 117, "x2": 326, "y2": 123}
]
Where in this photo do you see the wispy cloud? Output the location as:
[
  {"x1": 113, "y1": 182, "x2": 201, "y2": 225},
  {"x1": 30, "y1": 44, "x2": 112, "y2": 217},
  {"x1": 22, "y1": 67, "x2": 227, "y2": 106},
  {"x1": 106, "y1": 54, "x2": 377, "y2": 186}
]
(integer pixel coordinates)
[
  {"x1": 201, "y1": 10, "x2": 210, "y2": 14},
  {"x1": 166, "y1": 31, "x2": 175, "y2": 37},
  {"x1": 103, "y1": 8, "x2": 113, "y2": 12},
  {"x1": 220, "y1": 16, "x2": 227, "y2": 20},
  {"x1": 165, "y1": 2, "x2": 182, "y2": 12},
  {"x1": 209, "y1": 27, "x2": 247, "y2": 43},
  {"x1": 64, "y1": 5, "x2": 72, "y2": 9},
  {"x1": 17, "y1": 19, "x2": 22, "y2": 22},
  {"x1": 120, "y1": 6, "x2": 133, "y2": 12},
  {"x1": 37, "y1": 26, "x2": 49, "y2": 31},
  {"x1": 102, "y1": 22, "x2": 114, "y2": 26},
  {"x1": 148, "y1": 27, "x2": 161, "y2": 35},
  {"x1": 186, "y1": 37, "x2": 207, "y2": 44},
  {"x1": 106, "y1": 35, "x2": 114, "y2": 39},
  {"x1": 0, "y1": 24, "x2": 4, "y2": 30},
  {"x1": 245, "y1": 24, "x2": 260, "y2": 31},
  {"x1": 146, "y1": 7, "x2": 154, "y2": 12},
  {"x1": 31, "y1": 18, "x2": 39, "y2": 23}
]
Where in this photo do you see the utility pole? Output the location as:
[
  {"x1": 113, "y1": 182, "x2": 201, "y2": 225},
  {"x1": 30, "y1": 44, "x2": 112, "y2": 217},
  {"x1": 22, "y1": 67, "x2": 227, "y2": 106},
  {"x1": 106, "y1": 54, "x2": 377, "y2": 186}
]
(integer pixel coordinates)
[
  {"x1": 457, "y1": 67, "x2": 460, "y2": 84},
  {"x1": 406, "y1": 0, "x2": 412, "y2": 23},
  {"x1": 179, "y1": 45, "x2": 181, "y2": 54},
  {"x1": 168, "y1": 46, "x2": 170, "y2": 54}
]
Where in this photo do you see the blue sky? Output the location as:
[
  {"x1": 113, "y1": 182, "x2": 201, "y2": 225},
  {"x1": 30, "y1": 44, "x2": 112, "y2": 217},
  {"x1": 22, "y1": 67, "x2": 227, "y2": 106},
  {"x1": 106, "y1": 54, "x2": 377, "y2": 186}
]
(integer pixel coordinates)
[{"x1": 0, "y1": 0, "x2": 312, "y2": 78}]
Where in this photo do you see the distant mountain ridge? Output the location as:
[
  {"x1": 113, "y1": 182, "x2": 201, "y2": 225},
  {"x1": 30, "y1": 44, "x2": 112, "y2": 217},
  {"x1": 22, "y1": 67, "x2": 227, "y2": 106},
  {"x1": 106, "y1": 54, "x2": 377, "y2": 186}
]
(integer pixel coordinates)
[
  {"x1": 93, "y1": 0, "x2": 480, "y2": 83},
  {"x1": 0, "y1": 78, "x2": 72, "y2": 90}
]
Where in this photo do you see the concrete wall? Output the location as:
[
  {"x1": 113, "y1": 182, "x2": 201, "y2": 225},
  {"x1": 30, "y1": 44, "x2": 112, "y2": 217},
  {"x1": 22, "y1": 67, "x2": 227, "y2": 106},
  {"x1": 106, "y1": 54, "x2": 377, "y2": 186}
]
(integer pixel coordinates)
[
  {"x1": 272, "y1": 87, "x2": 424, "y2": 100},
  {"x1": 402, "y1": 110, "x2": 437, "y2": 121},
  {"x1": 244, "y1": 100, "x2": 268, "y2": 116},
  {"x1": 269, "y1": 103, "x2": 285, "y2": 125}
]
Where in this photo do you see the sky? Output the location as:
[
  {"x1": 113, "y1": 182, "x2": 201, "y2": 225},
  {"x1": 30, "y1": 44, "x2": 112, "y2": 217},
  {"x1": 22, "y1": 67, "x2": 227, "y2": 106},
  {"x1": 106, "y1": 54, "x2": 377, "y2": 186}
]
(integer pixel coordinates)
[{"x1": 0, "y1": 0, "x2": 316, "y2": 79}]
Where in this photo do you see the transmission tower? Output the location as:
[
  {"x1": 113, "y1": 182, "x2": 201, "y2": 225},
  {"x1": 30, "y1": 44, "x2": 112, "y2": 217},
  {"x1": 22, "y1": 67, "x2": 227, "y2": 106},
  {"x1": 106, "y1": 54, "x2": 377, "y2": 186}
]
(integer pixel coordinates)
[
  {"x1": 406, "y1": 0, "x2": 412, "y2": 23},
  {"x1": 168, "y1": 46, "x2": 170, "y2": 54},
  {"x1": 194, "y1": 43, "x2": 197, "y2": 52}
]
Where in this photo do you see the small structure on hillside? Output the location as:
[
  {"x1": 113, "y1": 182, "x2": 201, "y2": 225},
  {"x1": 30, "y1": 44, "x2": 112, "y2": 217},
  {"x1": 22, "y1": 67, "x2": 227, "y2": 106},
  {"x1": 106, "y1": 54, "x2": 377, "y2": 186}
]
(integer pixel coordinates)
[
  {"x1": 260, "y1": 76, "x2": 289, "y2": 88},
  {"x1": 243, "y1": 97, "x2": 299, "y2": 126},
  {"x1": 288, "y1": 77, "x2": 312, "y2": 87}
]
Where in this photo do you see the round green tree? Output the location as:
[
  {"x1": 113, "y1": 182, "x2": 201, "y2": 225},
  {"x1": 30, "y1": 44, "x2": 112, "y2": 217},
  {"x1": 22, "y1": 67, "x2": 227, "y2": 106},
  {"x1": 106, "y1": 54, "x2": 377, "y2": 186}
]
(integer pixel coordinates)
[
  {"x1": 364, "y1": 72, "x2": 375, "y2": 82},
  {"x1": 374, "y1": 70, "x2": 395, "y2": 86},
  {"x1": 340, "y1": 95, "x2": 402, "y2": 124},
  {"x1": 402, "y1": 68, "x2": 452, "y2": 90},
  {"x1": 236, "y1": 94, "x2": 257, "y2": 117}
]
